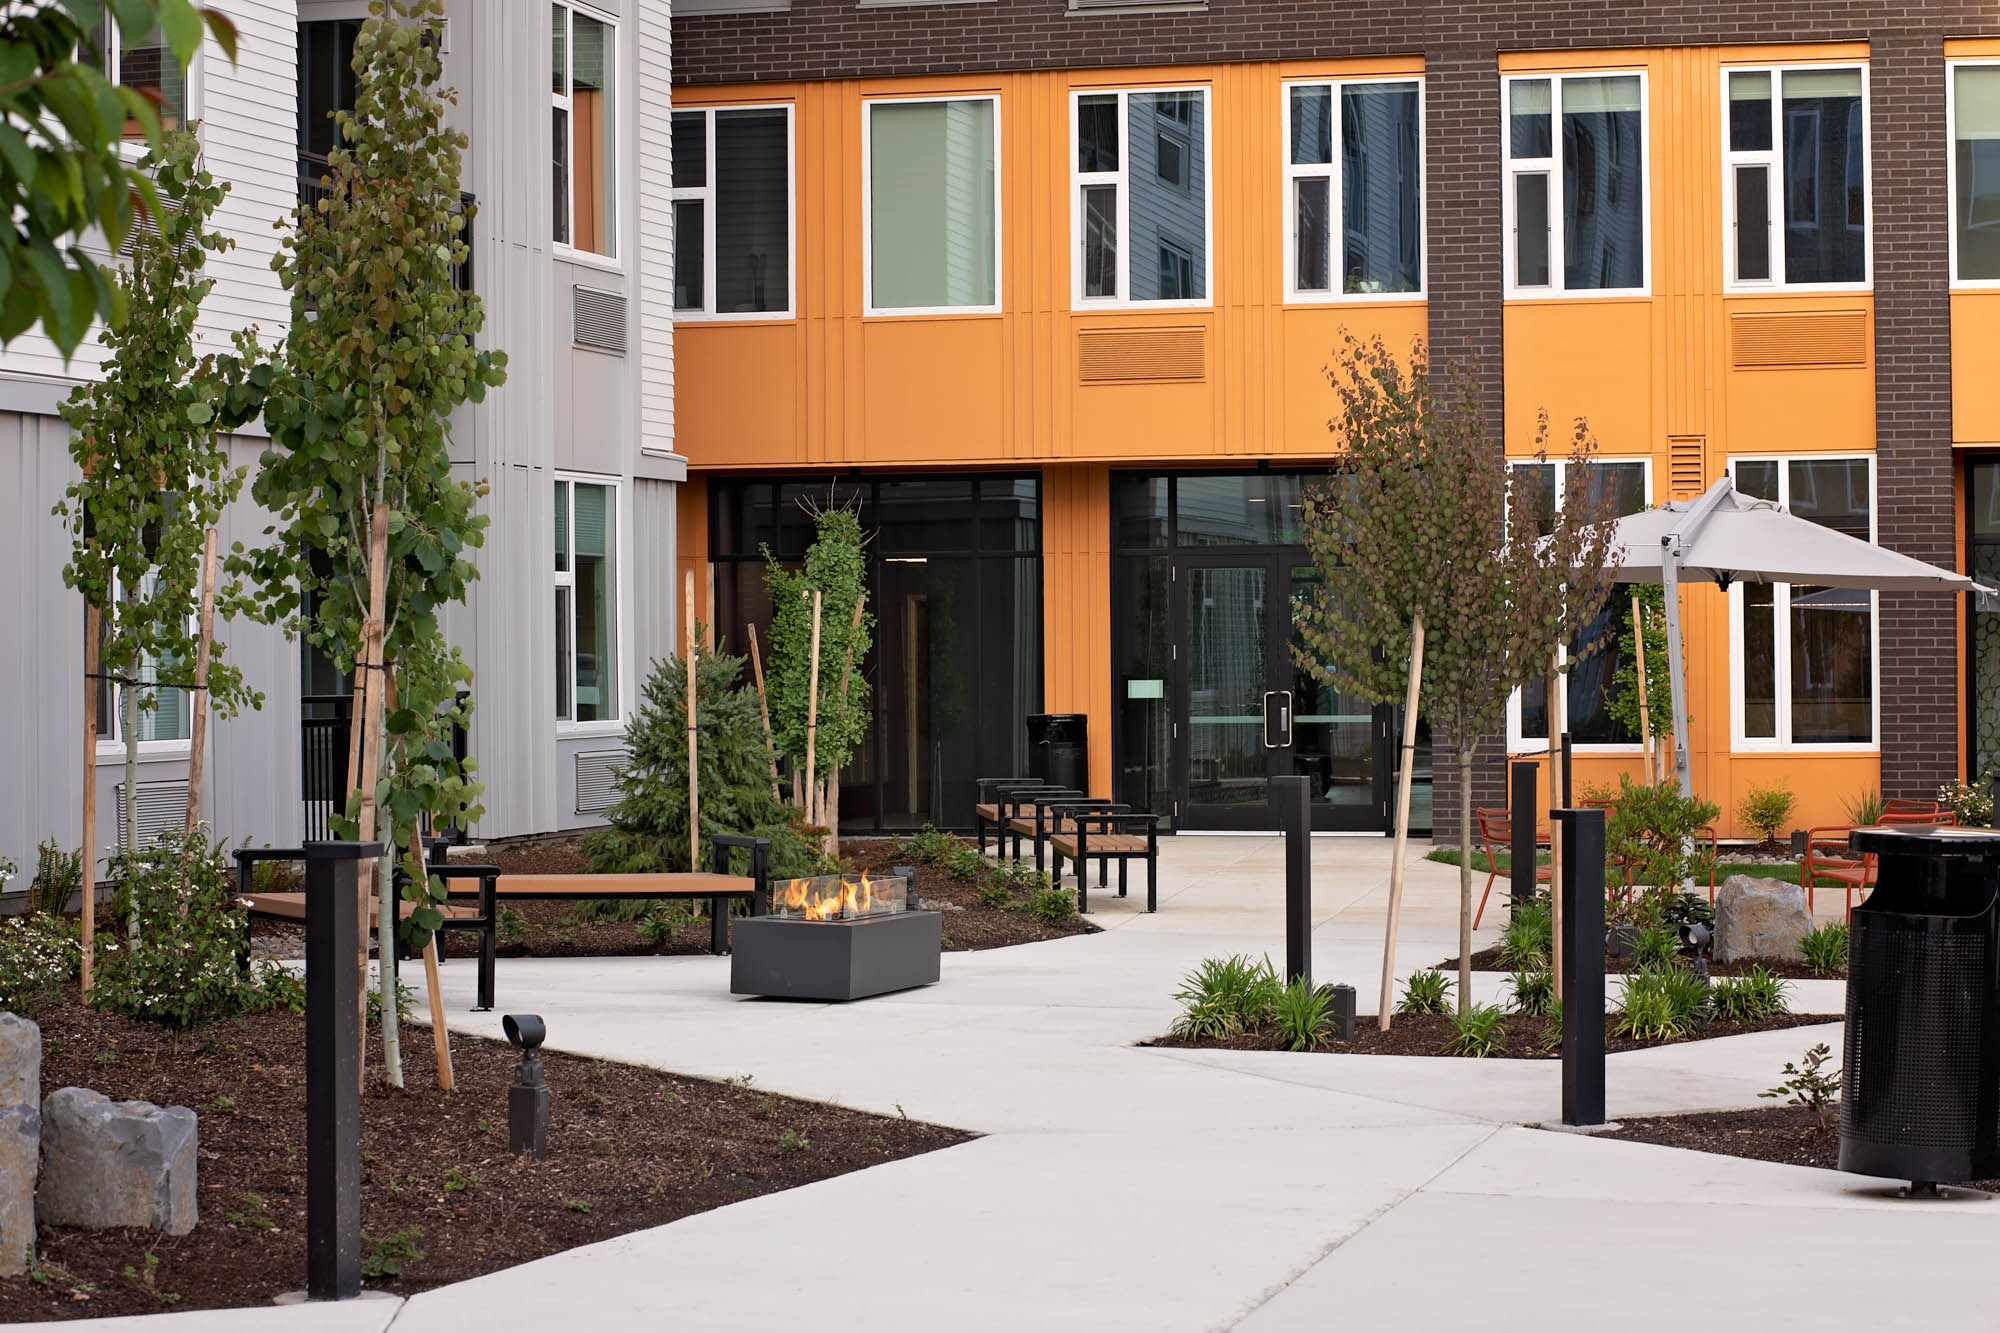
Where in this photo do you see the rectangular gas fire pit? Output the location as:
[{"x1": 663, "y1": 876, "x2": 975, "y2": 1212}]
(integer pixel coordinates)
[{"x1": 729, "y1": 870, "x2": 941, "y2": 1001}]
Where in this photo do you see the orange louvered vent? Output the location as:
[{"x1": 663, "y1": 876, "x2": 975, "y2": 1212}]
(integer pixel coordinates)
[
  {"x1": 1730, "y1": 310, "x2": 1868, "y2": 369},
  {"x1": 1077, "y1": 326, "x2": 1206, "y2": 384},
  {"x1": 1668, "y1": 436, "x2": 1705, "y2": 499}
]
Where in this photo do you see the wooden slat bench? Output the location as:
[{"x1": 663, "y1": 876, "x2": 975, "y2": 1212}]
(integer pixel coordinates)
[
  {"x1": 235, "y1": 835, "x2": 771, "y2": 1012},
  {"x1": 1048, "y1": 810, "x2": 1159, "y2": 914},
  {"x1": 974, "y1": 778, "x2": 1060, "y2": 855}
]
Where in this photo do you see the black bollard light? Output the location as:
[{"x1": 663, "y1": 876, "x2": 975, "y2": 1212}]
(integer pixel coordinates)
[
  {"x1": 1554, "y1": 807, "x2": 1607, "y2": 1128},
  {"x1": 1327, "y1": 983, "x2": 1356, "y2": 1041},
  {"x1": 304, "y1": 840, "x2": 380, "y2": 1303},
  {"x1": 503, "y1": 1014, "x2": 549, "y2": 1161},
  {"x1": 1276, "y1": 775, "x2": 1311, "y2": 986},
  {"x1": 894, "y1": 865, "x2": 920, "y2": 911}
]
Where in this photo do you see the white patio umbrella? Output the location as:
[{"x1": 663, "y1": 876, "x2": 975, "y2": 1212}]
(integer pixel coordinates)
[{"x1": 1602, "y1": 477, "x2": 1994, "y2": 797}]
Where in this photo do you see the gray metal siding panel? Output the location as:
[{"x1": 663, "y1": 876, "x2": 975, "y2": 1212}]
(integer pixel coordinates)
[{"x1": 634, "y1": 477, "x2": 678, "y2": 673}]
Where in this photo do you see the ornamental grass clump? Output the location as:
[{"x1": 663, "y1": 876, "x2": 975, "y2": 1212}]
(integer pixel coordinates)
[
  {"x1": 1396, "y1": 968, "x2": 1454, "y2": 1016},
  {"x1": 1441, "y1": 1004, "x2": 1507, "y2": 1058},
  {"x1": 1614, "y1": 965, "x2": 1710, "y2": 1042},
  {"x1": 1632, "y1": 925, "x2": 1679, "y2": 972},
  {"x1": 1499, "y1": 898, "x2": 1552, "y2": 970},
  {"x1": 1709, "y1": 967, "x2": 1790, "y2": 1023},
  {"x1": 1507, "y1": 967, "x2": 1557, "y2": 1017},
  {"x1": 1799, "y1": 921, "x2": 1849, "y2": 977},
  {"x1": 1171, "y1": 955, "x2": 1280, "y2": 1040},
  {"x1": 1272, "y1": 976, "x2": 1335, "y2": 1051}
]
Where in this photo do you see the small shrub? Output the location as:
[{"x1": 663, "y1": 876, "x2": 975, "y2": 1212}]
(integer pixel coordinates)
[
  {"x1": 1025, "y1": 881, "x2": 1077, "y2": 923},
  {"x1": 1799, "y1": 921, "x2": 1849, "y2": 976},
  {"x1": 1939, "y1": 779, "x2": 1995, "y2": 829},
  {"x1": 442, "y1": 1166, "x2": 477, "y2": 1193},
  {"x1": 360, "y1": 1227, "x2": 424, "y2": 1279},
  {"x1": 1272, "y1": 976, "x2": 1333, "y2": 1051},
  {"x1": 570, "y1": 899, "x2": 652, "y2": 924},
  {"x1": 1499, "y1": 898, "x2": 1552, "y2": 970},
  {"x1": 563, "y1": 1197, "x2": 593, "y2": 1214},
  {"x1": 0, "y1": 913, "x2": 81, "y2": 1014},
  {"x1": 635, "y1": 904, "x2": 691, "y2": 948},
  {"x1": 778, "y1": 1128, "x2": 811, "y2": 1152},
  {"x1": 1534, "y1": 1001, "x2": 1564, "y2": 1055},
  {"x1": 1761, "y1": 1042, "x2": 1841, "y2": 1126},
  {"x1": 1709, "y1": 967, "x2": 1790, "y2": 1023},
  {"x1": 1397, "y1": 968, "x2": 1454, "y2": 1016},
  {"x1": 1604, "y1": 776, "x2": 1721, "y2": 889},
  {"x1": 1632, "y1": 926, "x2": 1680, "y2": 972},
  {"x1": 29, "y1": 840, "x2": 81, "y2": 917},
  {"x1": 1736, "y1": 783, "x2": 1797, "y2": 843},
  {"x1": 1171, "y1": 955, "x2": 1280, "y2": 1039},
  {"x1": 1614, "y1": 966, "x2": 1709, "y2": 1041},
  {"x1": 1440, "y1": 1004, "x2": 1507, "y2": 1058},
  {"x1": 977, "y1": 877, "x2": 1013, "y2": 908},
  {"x1": 227, "y1": 1193, "x2": 276, "y2": 1231},
  {"x1": 1506, "y1": 967, "x2": 1556, "y2": 1017},
  {"x1": 1842, "y1": 788, "x2": 1885, "y2": 828},
  {"x1": 497, "y1": 904, "x2": 529, "y2": 949},
  {"x1": 366, "y1": 979, "x2": 416, "y2": 1027}
]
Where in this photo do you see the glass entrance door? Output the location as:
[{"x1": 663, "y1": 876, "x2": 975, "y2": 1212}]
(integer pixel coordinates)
[{"x1": 1173, "y1": 554, "x2": 1392, "y2": 831}]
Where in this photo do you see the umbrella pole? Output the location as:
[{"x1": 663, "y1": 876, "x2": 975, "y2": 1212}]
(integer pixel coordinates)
[{"x1": 1661, "y1": 544, "x2": 1694, "y2": 799}]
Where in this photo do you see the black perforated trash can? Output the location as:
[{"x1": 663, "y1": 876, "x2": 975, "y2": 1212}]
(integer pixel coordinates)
[
  {"x1": 1839, "y1": 826, "x2": 2000, "y2": 1189},
  {"x1": 1026, "y1": 713, "x2": 1088, "y2": 794}
]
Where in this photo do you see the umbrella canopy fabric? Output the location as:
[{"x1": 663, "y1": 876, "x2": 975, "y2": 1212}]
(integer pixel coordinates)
[{"x1": 1607, "y1": 481, "x2": 1994, "y2": 593}]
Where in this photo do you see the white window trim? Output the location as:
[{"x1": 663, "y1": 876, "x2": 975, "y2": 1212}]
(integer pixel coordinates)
[
  {"x1": 92, "y1": 573, "x2": 195, "y2": 759},
  {"x1": 1720, "y1": 62, "x2": 1873, "y2": 294},
  {"x1": 1947, "y1": 60, "x2": 2000, "y2": 290},
  {"x1": 1501, "y1": 69, "x2": 1652, "y2": 301},
  {"x1": 99, "y1": 15, "x2": 203, "y2": 163},
  {"x1": 554, "y1": 471, "x2": 630, "y2": 736},
  {"x1": 1725, "y1": 454, "x2": 1881, "y2": 754},
  {"x1": 861, "y1": 93, "x2": 1003, "y2": 319},
  {"x1": 1504, "y1": 456, "x2": 1653, "y2": 753},
  {"x1": 672, "y1": 102, "x2": 797, "y2": 322},
  {"x1": 551, "y1": 0, "x2": 622, "y2": 267},
  {"x1": 1280, "y1": 75, "x2": 1426, "y2": 305},
  {"x1": 1070, "y1": 85, "x2": 1215, "y2": 311}
]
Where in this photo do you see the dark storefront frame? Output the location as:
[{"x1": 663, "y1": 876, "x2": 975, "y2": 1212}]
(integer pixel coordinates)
[{"x1": 709, "y1": 473, "x2": 1042, "y2": 833}]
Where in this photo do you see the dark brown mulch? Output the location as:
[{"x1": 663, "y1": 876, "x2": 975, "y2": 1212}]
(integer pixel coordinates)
[
  {"x1": 1, "y1": 987, "x2": 969, "y2": 1321},
  {"x1": 1598, "y1": 1105, "x2": 2000, "y2": 1192},
  {"x1": 1441, "y1": 943, "x2": 1845, "y2": 982},
  {"x1": 1148, "y1": 1010, "x2": 1842, "y2": 1061},
  {"x1": 843, "y1": 840, "x2": 1098, "y2": 952}
]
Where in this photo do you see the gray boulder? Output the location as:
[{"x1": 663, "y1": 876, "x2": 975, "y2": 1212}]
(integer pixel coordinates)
[
  {"x1": 0, "y1": 1104, "x2": 36, "y2": 1276},
  {"x1": 37, "y1": 1088, "x2": 197, "y2": 1235},
  {"x1": 0, "y1": 1013, "x2": 39, "y2": 1110},
  {"x1": 1714, "y1": 874, "x2": 1814, "y2": 963}
]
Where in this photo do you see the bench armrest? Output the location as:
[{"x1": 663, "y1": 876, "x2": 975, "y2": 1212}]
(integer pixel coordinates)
[
  {"x1": 1070, "y1": 812, "x2": 1157, "y2": 836},
  {"x1": 233, "y1": 846, "x2": 303, "y2": 898},
  {"x1": 710, "y1": 834, "x2": 771, "y2": 911}
]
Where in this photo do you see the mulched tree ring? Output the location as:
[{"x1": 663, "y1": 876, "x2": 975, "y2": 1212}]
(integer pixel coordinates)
[
  {"x1": 2, "y1": 987, "x2": 969, "y2": 1321},
  {"x1": 1149, "y1": 1010, "x2": 1842, "y2": 1060}
]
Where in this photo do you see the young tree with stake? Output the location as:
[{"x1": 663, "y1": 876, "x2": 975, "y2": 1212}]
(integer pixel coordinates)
[{"x1": 1294, "y1": 333, "x2": 1615, "y2": 1024}]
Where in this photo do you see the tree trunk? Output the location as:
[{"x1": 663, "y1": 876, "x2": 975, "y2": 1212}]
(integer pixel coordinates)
[
  {"x1": 747, "y1": 625, "x2": 781, "y2": 803},
  {"x1": 80, "y1": 602, "x2": 99, "y2": 995},
  {"x1": 375, "y1": 665, "x2": 404, "y2": 1092},
  {"x1": 685, "y1": 569, "x2": 699, "y2": 873},
  {"x1": 803, "y1": 590, "x2": 824, "y2": 830},
  {"x1": 825, "y1": 595, "x2": 867, "y2": 859},
  {"x1": 351, "y1": 503, "x2": 392, "y2": 1075},
  {"x1": 1457, "y1": 747, "x2": 1474, "y2": 1016},
  {"x1": 1378, "y1": 612, "x2": 1425, "y2": 1032},
  {"x1": 121, "y1": 584, "x2": 138, "y2": 942},
  {"x1": 183, "y1": 529, "x2": 217, "y2": 834},
  {"x1": 823, "y1": 769, "x2": 839, "y2": 859},
  {"x1": 1546, "y1": 658, "x2": 1564, "y2": 1004},
  {"x1": 407, "y1": 820, "x2": 452, "y2": 1090}
]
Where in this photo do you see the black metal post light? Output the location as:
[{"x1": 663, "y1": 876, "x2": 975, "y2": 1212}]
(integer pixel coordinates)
[
  {"x1": 503, "y1": 1014, "x2": 549, "y2": 1161},
  {"x1": 1510, "y1": 761, "x2": 1538, "y2": 909},
  {"x1": 1277, "y1": 775, "x2": 1311, "y2": 986},
  {"x1": 305, "y1": 840, "x2": 381, "y2": 1302},
  {"x1": 1554, "y1": 806, "x2": 1607, "y2": 1128}
]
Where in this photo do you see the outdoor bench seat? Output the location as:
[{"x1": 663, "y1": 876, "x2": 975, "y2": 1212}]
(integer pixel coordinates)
[
  {"x1": 1009, "y1": 794, "x2": 1110, "y2": 871},
  {"x1": 1048, "y1": 810, "x2": 1158, "y2": 914},
  {"x1": 973, "y1": 777, "x2": 1037, "y2": 853}
]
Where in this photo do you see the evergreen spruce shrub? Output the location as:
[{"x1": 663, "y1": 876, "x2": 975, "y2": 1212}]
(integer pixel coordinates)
[
  {"x1": 584, "y1": 633, "x2": 829, "y2": 881},
  {"x1": 93, "y1": 826, "x2": 303, "y2": 1028}
]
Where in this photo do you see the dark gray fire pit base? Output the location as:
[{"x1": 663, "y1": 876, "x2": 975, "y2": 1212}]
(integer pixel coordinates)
[{"x1": 729, "y1": 911, "x2": 942, "y2": 1001}]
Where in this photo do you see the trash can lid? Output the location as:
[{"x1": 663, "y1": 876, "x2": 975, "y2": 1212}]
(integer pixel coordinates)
[{"x1": 1850, "y1": 825, "x2": 2000, "y2": 858}]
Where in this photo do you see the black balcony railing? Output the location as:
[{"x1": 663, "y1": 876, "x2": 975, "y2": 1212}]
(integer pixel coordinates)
[
  {"x1": 296, "y1": 152, "x2": 474, "y2": 295},
  {"x1": 300, "y1": 693, "x2": 353, "y2": 842}
]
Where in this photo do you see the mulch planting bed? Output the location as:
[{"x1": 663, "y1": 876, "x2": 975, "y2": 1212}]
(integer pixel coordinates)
[
  {"x1": 1149, "y1": 1010, "x2": 1842, "y2": 1061},
  {"x1": 1, "y1": 988, "x2": 969, "y2": 1321},
  {"x1": 843, "y1": 840, "x2": 1097, "y2": 951},
  {"x1": 1598, "y1": 1105, "x2": 2000, "y2": 1192},
  {"x1": 1440, "y1": 943, "x2": 1845, "y2": 982}
]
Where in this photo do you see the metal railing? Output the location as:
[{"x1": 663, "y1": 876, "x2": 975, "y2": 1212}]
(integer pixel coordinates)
[{"x1": 300, "y1": 695, "x2": 352, "y2": 842}]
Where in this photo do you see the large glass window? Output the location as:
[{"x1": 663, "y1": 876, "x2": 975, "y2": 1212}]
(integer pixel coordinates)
[
  {"x1": 672, "y1": 105, "x2": 792, "y2": 316},
  {"x1": 1074, "y1": 87, "x2": 1209, "y2": 306},
  {"x1": 1952, "y1": 65, "x2": 2000, "y2": 283},
  {"x1": 555, "y1": 478, "x2": 619, "y2": 724},
  {"x1": 1285, "y1": 79, "x2": 1422, "y2": 299},
  {"x1": 1725, "y1": 66, "x2": 1867, "y2": 287},
  {"x1": 552, "y1": 3, "x2": 616, "y2": 258},
  {"x1": 91, "y1": 571, "x2": 192, "y2": 747},
  {"x1": 1505, "y1": 73, "x2": 1647, "y2": 295},
  {"x1": 1509, "y1": 460, "x2": 1651, "y2": 747},
  {"x1": 1732, "y1": 457, "x2": 1876, "y2": 747},
  {"x1": 1970, "y1": 462, "x2": 2000, "y2": 780},
  {"x1": 866, "y1": 97, "x2": 998, "y2": 313}
]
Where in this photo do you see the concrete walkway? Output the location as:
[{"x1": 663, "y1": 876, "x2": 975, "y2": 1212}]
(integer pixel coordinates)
[{"x1": 46, "y1": 838, "x2": 2000, "y2": 1333}]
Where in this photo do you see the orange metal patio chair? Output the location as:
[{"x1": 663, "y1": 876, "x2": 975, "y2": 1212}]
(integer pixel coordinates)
[{"x1": 1473, "y1": 807, "x2": 1550, "y2": 929}]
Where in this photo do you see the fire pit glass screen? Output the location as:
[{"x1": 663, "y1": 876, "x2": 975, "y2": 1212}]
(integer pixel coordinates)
[{"x1": 768, "y1": 873, "x2": 908, "y2": 921}]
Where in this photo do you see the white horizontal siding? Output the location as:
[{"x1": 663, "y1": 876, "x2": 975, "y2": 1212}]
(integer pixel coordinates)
[{"x1": 637, "y1": 0, "x2": 674, "y2": 455}]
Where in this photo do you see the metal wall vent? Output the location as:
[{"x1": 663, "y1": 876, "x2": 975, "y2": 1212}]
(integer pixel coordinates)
[
  {"x1": 575, "y1": 750, "x2": 626, "y2": 815},
  {"x1": 115, "y1": 780, "x2": 190, "y2": 848},
  {"x1": 1668, "y1": 435, "x2": 1705, "y2": 499},
  {"x1": 1077, "y1": 326, "x2": 1206, "y2": 384},
  {"x1": 1731, "y1": 310, "x2": 1868, "y2": 369},
  {"x1": 573, "y1": 286, "x2": 627, "y2": 355}
]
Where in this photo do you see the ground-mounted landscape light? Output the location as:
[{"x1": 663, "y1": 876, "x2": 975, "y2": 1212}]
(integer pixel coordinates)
[
  {"x1": 503, "y1": 1013, "x2": 549, "y2": 1161},
  {"x1": 894, "y1": 865, "x2": 919, "y2": 910},
  {"x1": 1326, "y1": 983, "x2": 1356, "y2": 1041},
  {"x1": 1678, "y1": 921, "x2": 1712, "y2": 981}
]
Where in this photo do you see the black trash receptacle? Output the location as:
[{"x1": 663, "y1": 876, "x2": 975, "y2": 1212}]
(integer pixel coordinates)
[
  {"x1": 1026, "y1": 713, "x2": 1089, "y2": 794},
  {"x1": 1840, "y1": 826, "x2": 2000, "y2": 1188}
]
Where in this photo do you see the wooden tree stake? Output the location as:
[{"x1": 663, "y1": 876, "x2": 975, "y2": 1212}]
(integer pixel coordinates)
[
  {"x1": 823, "y1": 594, "x2": 868, "y2": 856},
  {"x1": 803, "y1": 590, "x2": 824, "y2": 830},
  {"x1": 406, "y1": 822, "x2": 454, "y2": 1091},
  {"x1": 1547, "y1": 653, "x2": 1565, "y2": 1003},
  {"x1": 80, "y1": 603, "x2": 99, "y2": 996},
  {"x1": 1379, "y1": 612, "x2": 1424, "y2": 1032},
  {"x1": 685, "y1": 569, "x2": 699, "y2": 873},
  {"x1": 747, "y1": 624, "x2": 781, "y2": 803},
  {"x1": 184, "y1": 528, "x2": 218, "y2": 834},
  {"x1": 1632, "y1": 596, "x2": 1654, "y2": 784},
  {"x1": 352, "y1": 503, "x2": 393, "y2": 1067}
]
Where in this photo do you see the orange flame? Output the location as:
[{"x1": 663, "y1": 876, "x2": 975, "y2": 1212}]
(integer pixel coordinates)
[{"x1": 770, "y1": 874, "x2": 901, "y2": 921}]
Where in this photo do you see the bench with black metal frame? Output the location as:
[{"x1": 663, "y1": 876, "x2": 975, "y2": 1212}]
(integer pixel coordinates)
[
  {"x1": 1048, "y1": 808, "x2": 1159, "y2": 914},
  {"x1": 973, "y1": 777, "x2": 1037, "y2": 853},
  {"x1": 1011, "y1": 795, "x2": 1121, "y2": 874},
  {"x1": 1005, "y1": 789, "x2": 1090, "y2": 866},
  {"x1": 983, "y1": 781, "x2": 1073, "y2": 857}
]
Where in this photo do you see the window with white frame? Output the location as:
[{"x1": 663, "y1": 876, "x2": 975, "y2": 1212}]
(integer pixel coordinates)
[
  {"x1": 555, "y1": 478, "x2": 619, "y2": 724},
  {"x1": 1724, "y1": 66, "x2": 1868, "y2": 287},
  {"x1": 1950, "y1": 63, "x2": 2000, "y2": 284},
  {"x1": 1730, "y1": 456, "x2": 1876, "y2": 747},
  {"x1": 865, "y1": 96, "x2": 999, "y2": 314},
  {"x1": 671, "y1": 105, "x2": 792, "y2": 316},
  {"x1": 1074, "y1": 87, "x2": 1209, "y2": 306},
  {"x1": 552, "y1": 2, "x2": 617, "y2": 258},
  {"x1": 1285, "y1": 78, "x2": 1421, "y2": 299},
  {"x1": 91, "y1": 572, "x2": 192, "y2": 748},
  {"x1": 1508, "y1": 459, "x2": 1650, "y2": 747},
  {"x1": 90, "y1": 15, "x2": 187, "y2": 139},
  {"x1": 1504, "y1": 72, "x2": 1647, "y2": 296}
]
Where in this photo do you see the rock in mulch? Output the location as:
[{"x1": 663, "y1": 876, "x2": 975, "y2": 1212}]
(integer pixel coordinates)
[
  {"x1": 1714, "y1": 874, "x2": 1812, "y2": 963},
  {"x1": 0, "y1": 1013, "x2": 37, "y2": 1277},
  {"x1": 37, "y1": 1087, "x2": 197, "y2": 1236}
]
